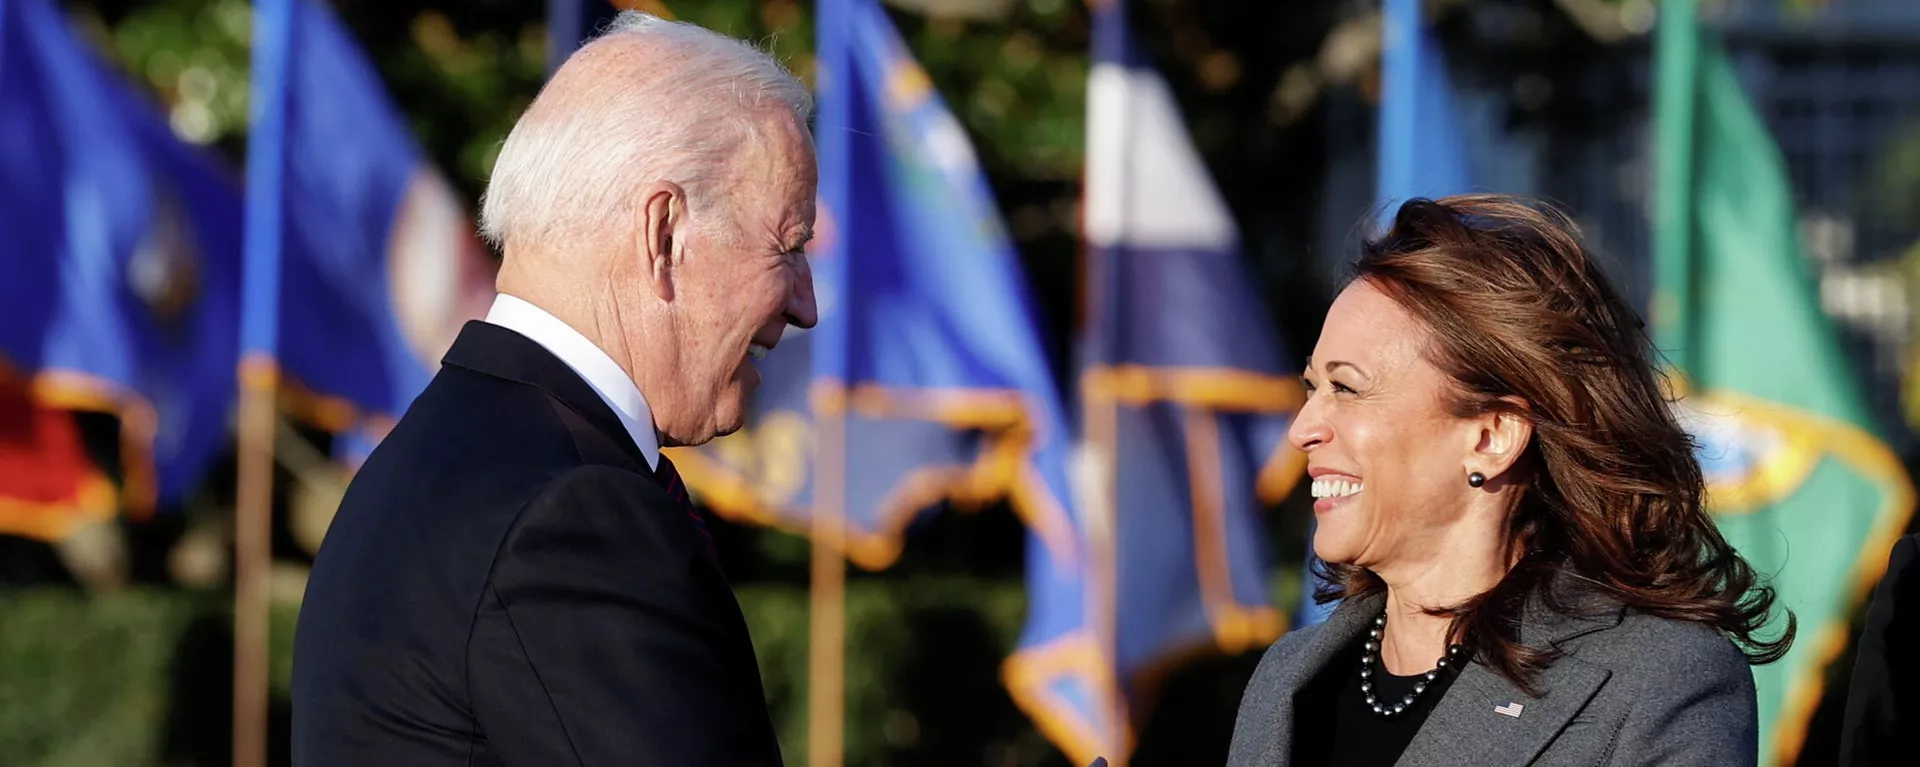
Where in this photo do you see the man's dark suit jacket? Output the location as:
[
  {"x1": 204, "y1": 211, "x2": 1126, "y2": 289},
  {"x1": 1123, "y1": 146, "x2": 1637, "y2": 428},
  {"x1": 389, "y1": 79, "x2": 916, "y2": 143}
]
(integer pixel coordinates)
[
  {"x1": 1841, "y1": 533, "x2": 1920, "y2": 766},
  {"x1": 291, "y1": 321, "x2": 782, "y2": 766}
]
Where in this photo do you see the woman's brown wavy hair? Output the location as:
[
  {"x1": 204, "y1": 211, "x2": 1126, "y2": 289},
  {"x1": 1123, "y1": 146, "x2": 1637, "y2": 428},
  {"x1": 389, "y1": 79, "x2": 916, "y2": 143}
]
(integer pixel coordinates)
[{"x1": 1314, "y1": 194, "x2": 1794, "y2": 693}]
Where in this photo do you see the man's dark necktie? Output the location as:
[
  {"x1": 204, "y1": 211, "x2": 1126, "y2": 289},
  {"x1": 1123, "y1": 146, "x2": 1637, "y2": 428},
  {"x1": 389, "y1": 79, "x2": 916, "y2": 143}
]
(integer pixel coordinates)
[{"x1": 653, "y1": 453, "x2": 715, "y2": 555}]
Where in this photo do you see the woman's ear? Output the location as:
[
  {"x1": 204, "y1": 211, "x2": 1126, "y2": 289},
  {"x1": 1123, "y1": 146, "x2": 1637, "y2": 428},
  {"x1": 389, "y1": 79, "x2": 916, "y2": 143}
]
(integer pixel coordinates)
[{"x1": 1469, "y1": 398, "x2": 1533, "y2": 482}]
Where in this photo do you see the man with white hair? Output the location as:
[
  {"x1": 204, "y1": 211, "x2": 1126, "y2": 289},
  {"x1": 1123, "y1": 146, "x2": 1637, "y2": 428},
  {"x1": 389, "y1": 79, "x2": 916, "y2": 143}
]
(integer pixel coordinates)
[{"x1": 291, "y1": 13, "x2": 814, "y2": 766}]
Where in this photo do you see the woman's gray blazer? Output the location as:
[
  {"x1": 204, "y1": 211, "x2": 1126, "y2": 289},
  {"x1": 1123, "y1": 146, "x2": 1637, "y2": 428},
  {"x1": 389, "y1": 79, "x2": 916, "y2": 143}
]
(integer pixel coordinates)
[{"x1": 1227, "y1": 588, "x2": 1759, "y2": 766}]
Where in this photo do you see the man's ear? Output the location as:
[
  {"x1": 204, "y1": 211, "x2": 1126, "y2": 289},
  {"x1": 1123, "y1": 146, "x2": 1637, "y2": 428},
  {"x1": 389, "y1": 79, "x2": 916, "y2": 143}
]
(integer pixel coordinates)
[
  {"x1": 635, "y1": 181, "x2": 687, "y2": 302},
  {"x1": 1468, "y1": 398, "x2": 1533, "y2": 484}
]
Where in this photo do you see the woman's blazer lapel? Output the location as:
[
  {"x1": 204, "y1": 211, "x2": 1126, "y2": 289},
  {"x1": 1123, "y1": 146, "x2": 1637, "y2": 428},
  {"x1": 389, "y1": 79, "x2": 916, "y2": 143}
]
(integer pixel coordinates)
[
  {"x1": 1230, "y1": 594, "x2": 1383, "y2": 767},
  {"x1": 1396, "y1": 591, "x2": 1625, "y2": 767}
]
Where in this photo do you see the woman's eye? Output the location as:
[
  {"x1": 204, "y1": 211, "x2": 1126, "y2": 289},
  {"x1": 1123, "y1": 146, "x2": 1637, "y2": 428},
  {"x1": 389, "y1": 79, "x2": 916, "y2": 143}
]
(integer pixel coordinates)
[{"x1": 1303, "y1": 379, "x2": 1356, "y2": 396}]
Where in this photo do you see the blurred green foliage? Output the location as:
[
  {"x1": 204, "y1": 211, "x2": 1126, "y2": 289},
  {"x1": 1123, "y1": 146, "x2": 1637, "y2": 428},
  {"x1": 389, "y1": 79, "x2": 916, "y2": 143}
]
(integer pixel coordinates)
[
  {"x1": 0, "y1": 589, "x2": 300, "y2": 767},
  {"x1": 740, "y1": 578, "x2": 1045, "y2": 765},
  {"x1": 0, "y1": 581, "x2": 1055, "y2": 767},
  {"x1": 88, "y1": 0, "x2": 251, "y2": 148},
  {"x1": 0, "y1": 590, "x2": 194, "y2": 766}
]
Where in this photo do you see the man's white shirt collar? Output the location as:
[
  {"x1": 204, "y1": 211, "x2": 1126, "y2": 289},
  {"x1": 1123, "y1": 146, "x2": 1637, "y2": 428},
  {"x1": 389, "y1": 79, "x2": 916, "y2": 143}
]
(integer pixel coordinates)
[{"x1": 483, "y1": 293, "x2": 661, "y2": 471}]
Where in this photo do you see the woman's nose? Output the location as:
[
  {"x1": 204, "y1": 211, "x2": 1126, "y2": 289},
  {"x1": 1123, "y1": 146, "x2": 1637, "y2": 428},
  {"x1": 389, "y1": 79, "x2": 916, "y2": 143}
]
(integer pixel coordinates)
[{"x1": 1288, "y1": 396, "x2": 1331, "y2": 452}]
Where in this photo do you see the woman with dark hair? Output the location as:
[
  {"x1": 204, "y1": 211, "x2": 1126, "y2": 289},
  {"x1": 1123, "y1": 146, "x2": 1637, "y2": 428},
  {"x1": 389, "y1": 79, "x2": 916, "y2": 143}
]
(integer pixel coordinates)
[{"x1": 1227, "y1": 195, "x2": 1791, "y2": 767}]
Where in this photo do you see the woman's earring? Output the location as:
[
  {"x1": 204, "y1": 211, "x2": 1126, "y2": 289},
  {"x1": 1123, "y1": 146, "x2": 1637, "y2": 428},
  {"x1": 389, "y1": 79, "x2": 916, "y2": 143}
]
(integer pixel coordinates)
[{"x1": 1467, "y1": 472, "x2": 1487, "y2": 488}]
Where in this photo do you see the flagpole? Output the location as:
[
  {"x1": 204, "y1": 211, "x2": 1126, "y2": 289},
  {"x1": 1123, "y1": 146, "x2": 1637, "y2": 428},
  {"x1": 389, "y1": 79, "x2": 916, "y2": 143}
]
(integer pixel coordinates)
[
  {"x1": 1084, "y1": 1, "x2": 1130, "y2": 760},
  {"x1": 807, "y1": 384, "x2": 846, "y2": 767},
  {"x1": 1088, "y1": 385, "x2": 1124, "y2": 767},
  {"x1": 233, "y1": 362, "x2": 278, "y2": 767},
  {"x1": 808, "y1": 0, "x2": 852, "y2": 763},
  {"x1": 1652, "y1": 0, "x2": 1700, "y2": 369},
  {"x1": 237, "y1": 0, "x2": 295, "y2": 764}
]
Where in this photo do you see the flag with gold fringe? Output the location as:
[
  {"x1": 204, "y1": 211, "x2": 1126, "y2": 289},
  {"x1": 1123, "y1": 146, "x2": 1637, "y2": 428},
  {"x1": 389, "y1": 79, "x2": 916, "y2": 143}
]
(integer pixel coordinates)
[
  {"x1": 0, "y1": 0, "x2": 244, "y2": 520},
  {"x1": 1654, "y1": 1, "x2": 1916, "y2": 763},
  {"x1": 1032, "y1": 1, "x2": 1303, "y2": 763}
]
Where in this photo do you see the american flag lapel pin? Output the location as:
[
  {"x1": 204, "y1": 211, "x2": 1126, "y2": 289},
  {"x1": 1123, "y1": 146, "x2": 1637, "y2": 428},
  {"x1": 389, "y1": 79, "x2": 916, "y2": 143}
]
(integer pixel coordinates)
[{"x1": 1494, "y1": 702, "x2": 1524, "y2": 718}]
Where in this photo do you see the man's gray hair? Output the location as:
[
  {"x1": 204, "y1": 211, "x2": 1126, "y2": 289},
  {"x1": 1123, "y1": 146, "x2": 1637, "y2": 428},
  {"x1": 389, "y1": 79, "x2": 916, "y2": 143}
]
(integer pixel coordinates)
[{"x1": 479, "y1": 12, "x2": 813, "y2": 250}]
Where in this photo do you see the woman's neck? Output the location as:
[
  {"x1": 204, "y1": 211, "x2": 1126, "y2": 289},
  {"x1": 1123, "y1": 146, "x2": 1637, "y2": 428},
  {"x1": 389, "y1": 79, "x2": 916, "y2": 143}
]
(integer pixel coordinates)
[
  {"x1": 1376, "y1": 554, "x2": 1511, "y2": 675},
  {"x1": 1368, "y1": 496, "x2": 1523, "y2": 674},
  {"x1": 1375, "y1": 589, "x2": 1457, "y2": 675}
]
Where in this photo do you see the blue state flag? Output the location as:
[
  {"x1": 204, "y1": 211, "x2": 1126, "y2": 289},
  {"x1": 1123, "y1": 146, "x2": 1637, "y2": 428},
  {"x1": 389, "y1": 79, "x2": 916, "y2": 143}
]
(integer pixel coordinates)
[
  {"x1": 663, "y1": 3, "x2": 1099, "y2": 758},
  {"x1": 668, "y1": 0, "x2": 1081, "y2": 582},
  {"x1": 1296, "y1": 0, "x2": 1482, "y2": 628},
  {"x1": 812, "y1": 7, "x2": 1094, "y2": 759},
  {"x1": 245, "y1": 0, "x2": 496, "y2": 456},
  {"x1": 1049, "y1": 0, "x2": 1304, "y2": 761},
  {"x1": 0, "y1": 0, "x2": 244, "y2": 513},
  {"x1": 1374, "y1": 0, "x2": 1476, "y2": 213}
]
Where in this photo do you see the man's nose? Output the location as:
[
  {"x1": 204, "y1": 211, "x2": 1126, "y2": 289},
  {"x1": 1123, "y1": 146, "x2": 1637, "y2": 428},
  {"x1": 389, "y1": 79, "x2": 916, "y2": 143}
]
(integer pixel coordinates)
[{"x1": 787, "y1": 258, "x2": 818, "y2": 329}]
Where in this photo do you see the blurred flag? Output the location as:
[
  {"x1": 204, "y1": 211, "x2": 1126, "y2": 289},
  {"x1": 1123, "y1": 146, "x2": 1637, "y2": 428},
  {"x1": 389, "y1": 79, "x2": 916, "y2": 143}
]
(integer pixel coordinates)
[
  {"x1": 1294, "y1": 0, "x2": 1484, "y2": 628},
  {"x1": 0, "y1": 0, "x2": 245, "y2": 518},
  {"x1": 668, "y1": 0, "x2": 1080, "y2": 578},
  {"x1": 1654, "y1": 1, "x2": 1915, "y2": 764},
  {"x1": 0, "y1": 375, "x2": 115, "y2": 541},
  {"x1": 1045, "y1": 0, "x2": 1302, "y2": 762},
  {"x1": 814, "y1": 3, "x2": 1091, "y2": 759},
  {"x1": 670, "y1": 0, "x2": 1101, "y2": 760},
  {"x1": 1374, "y1": 0, "x2": 1474, "y2": 213},
  {"x1": 245, "y1": 0, "x2": 495, "y2": 459}
]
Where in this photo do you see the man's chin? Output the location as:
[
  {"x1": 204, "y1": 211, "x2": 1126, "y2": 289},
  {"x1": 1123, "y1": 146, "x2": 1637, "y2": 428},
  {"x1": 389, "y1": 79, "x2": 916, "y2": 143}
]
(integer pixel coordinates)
[{"x1": 710, "y1": 397, "x2": 749, "y2": 439}]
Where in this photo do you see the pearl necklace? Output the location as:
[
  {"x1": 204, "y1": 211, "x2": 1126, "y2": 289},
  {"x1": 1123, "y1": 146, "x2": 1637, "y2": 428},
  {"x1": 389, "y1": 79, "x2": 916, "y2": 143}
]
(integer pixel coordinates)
[{"x1": 1359, "y1": 612, "x2": 1465, "y2": 718}]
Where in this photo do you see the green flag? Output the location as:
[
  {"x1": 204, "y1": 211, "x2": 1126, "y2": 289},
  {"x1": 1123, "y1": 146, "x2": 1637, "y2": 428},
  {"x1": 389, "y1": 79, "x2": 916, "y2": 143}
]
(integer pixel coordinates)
[{"x1": 1654, "y1": 1, "x2": 1915, "y2": 764}]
